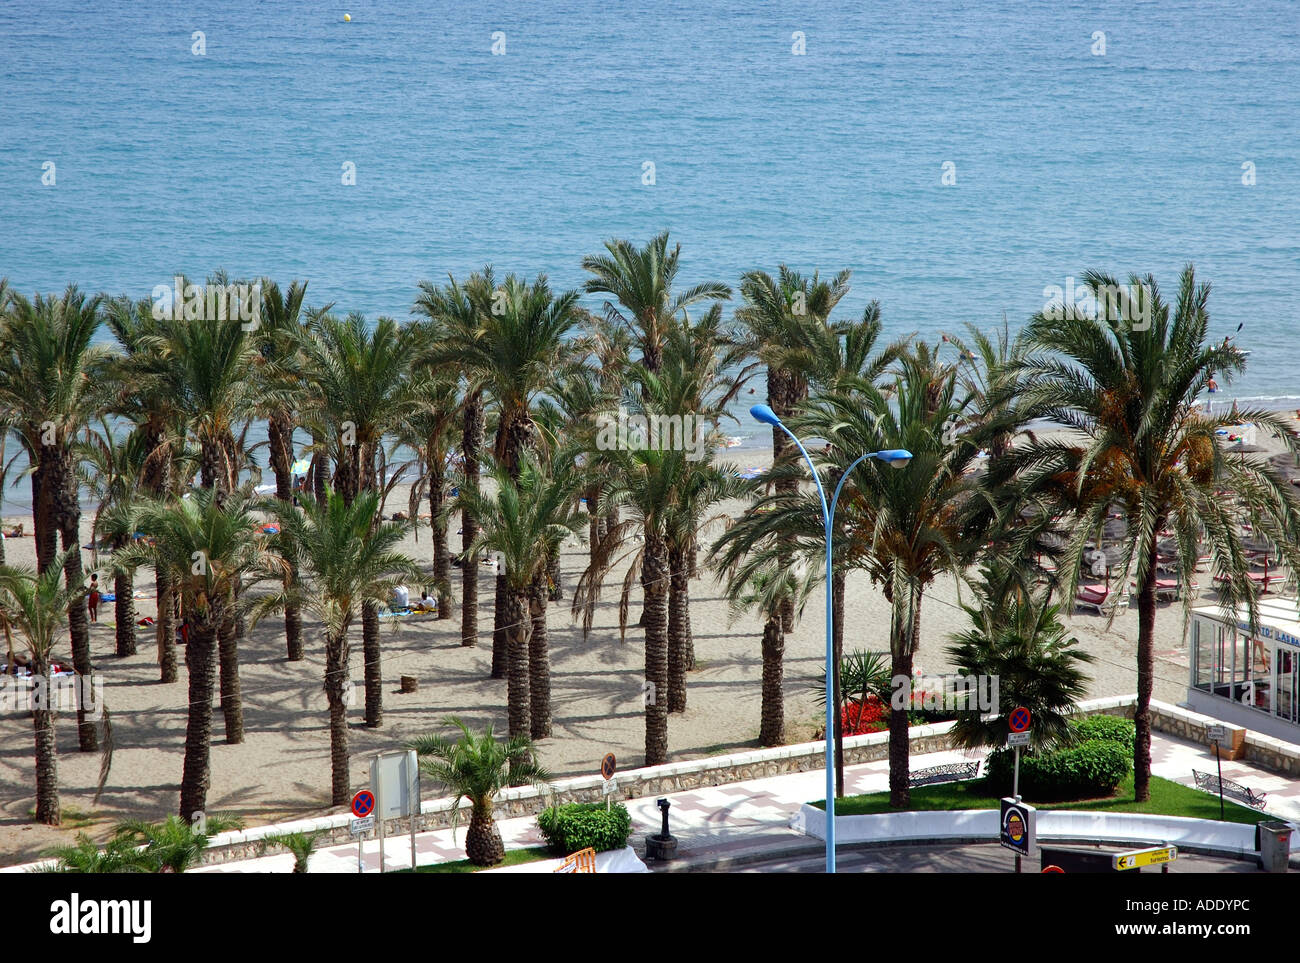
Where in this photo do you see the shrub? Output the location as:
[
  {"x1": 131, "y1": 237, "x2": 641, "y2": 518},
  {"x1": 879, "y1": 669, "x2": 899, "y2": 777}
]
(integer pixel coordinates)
[
  {"x1": 982, "y1": 738, "x2": 1131, "y2": 801},
  {"x1": 537, "y1": 803, "x2": 631, "y2": 855},
  {"x1": 1072, "y1": 714, "x2": 1135, "y2": 746},
  {"x1": 842, "y1": 696, "x2": 888, "y2": 735}
]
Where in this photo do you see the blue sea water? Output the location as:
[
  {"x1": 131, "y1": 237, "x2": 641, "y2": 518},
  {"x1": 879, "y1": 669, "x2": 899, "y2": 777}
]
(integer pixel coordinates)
[{"x1": 1, "y1": 0, "x2": 1299, "y2": 510}]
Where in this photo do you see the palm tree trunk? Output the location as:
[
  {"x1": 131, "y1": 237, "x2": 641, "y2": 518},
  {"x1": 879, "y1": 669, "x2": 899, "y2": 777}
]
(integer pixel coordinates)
[
  {"x1": 430, "y1": 457, "x2": 451, "y2": 619},
  {"x1": 643, "y1": 530, "x2": 670, "y2": 765},
  {"x1": 324, "y1": 630, "x2": 351, "y2": 806},
  {"x1": 505, "y1": 590, "x2": 531, "y2": 738},
  {"x1": 492, "y1": 570, "x2": 509, "y2": 679},
  {"x1": 466, "y1": 800, "x2": 505, "y2": 866},
  {"x1": 887, "y1": 588, "x2": 921, "y2": 810},
  {"x1": 32, "y1": 457, "x2": 57, "y2": 573},
  {"x1": 586, "y1": 485, "x2": 601, "y2": 564},
  {"x1": 460, "y1": 390, "x2": 483, "y2": 647},
  {"x1": 31, "y1": 650, "x2": 59, "y2": 825},
  {"x1": 179, "y1": 614, "x2": 219, "y2": 820},
  {"x1": 1134, "y1": 534, "x2": 1159, "y2": 802},
  {"x1": 528, "y1": 574, "x2": 551, "y2": 739},
  {"x1": 667, "y1": 544, "x2": 690, "y2": 712},
  {"x1": 547, "y1": 548, "x2": 562, "y2": 602},
  {"x1": 768, "y1": 367, "x2": 798, "y2": 634},
  {"x1": 54, "y1": 451, "x2": 96, "y2": 753},
  {"x1": 218, "y1": 598, "x2": 244, "y2": 743},
  {"x1": 270, "y1": 410, "x2": 303, "y2": 661},
  {"x1": 156, "y1": 572, "x2": 177, "y2": 683},
  {"x1": 114, "y1": 567, "x2": 137, "y2": 657},
  {"x1": 362, "y1": 601, "x2": 382, "y2": 728},
  {"x1": 759, "y1": 615, "x2": 785, "y2": 746},
  {"x1": 311, "y1": 450, "x2": 327, "y2": 503}
]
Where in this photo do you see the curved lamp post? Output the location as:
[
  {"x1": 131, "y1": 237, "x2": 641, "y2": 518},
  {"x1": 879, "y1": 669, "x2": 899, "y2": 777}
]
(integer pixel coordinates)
[{"x1": 749, "y1": 403, "x2": 911, "y2": 873}]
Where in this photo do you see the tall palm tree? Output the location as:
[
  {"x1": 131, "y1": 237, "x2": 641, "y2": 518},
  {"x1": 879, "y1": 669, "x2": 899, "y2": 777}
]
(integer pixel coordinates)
[
  {"x1": 999, "y1": 266, "x2": 1300, "y2": 800},
  {"x1": 409, "y1": 717, "x2": 549, "y2": 867},
  {"x1": 424, "y1": 272, "x2": 585, "y2": 680},
  {"x1": 257, "y1": 488, "x2": 419, "y2": 804},
  {"x1": 254, "y1": 279, "x2": 319, "y2": 660},
  {"x1": 0, "y1": 285, "x2": 110, "y2": 752},
  {"x1": 799, "y1": 348, "x2": 982, "y2": 807},
  {"x1": 0, "y1": 553, "x2": 83, "y2": 824},
  {"x1": 583, "y1": 231, "x2": 730, "y2": 377},
  {"x1": 460, "y1": 457, "x2": 586, "y2": 739},
  {"x1": 104, "y1": 294, "x2": 187, "y2": 682},
  {"x1": 114, "y1": 489, "x2": 277, "y2": 819},
  {"x1": 301, "y1": 311, "x2": 417, "y2": 728},
  {"x1": 414, "y1": 271, "x2": 494, "y2": 650}
]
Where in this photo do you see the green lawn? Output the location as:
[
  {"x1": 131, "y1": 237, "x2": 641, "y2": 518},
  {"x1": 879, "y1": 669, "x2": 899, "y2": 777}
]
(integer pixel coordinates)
[
  {"x1": 406, "y1": 846, "x2": 553, "y2": 874},
  {"x1": 813, "y1": 774, "x2": 1263, "y2": 825}
]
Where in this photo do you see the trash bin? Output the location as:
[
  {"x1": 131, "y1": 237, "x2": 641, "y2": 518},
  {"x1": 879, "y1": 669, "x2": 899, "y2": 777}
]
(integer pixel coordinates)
[{"x1": 1257, "y1": 821, "x2": 1292, "y2": 873}]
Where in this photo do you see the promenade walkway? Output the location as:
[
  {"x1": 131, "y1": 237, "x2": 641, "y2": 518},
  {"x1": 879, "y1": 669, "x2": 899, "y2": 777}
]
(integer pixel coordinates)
[{"x1": 190, "y1": 731, "x2": 1299, "y2": 873}]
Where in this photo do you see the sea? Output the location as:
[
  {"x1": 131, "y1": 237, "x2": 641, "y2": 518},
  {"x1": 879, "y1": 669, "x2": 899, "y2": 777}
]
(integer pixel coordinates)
[{"x1": 2, "y1": 0, "x2": 1299, "y2": 513}]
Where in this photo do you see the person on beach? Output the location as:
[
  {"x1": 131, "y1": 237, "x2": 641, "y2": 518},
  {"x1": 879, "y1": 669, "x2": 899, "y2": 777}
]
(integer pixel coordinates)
[
  {"x1": 1207, "y1": 376, "x2": 1218, "y2": 393},
  {"x1": 87, "y1": 573, "x2": 100, "y2": 623}
]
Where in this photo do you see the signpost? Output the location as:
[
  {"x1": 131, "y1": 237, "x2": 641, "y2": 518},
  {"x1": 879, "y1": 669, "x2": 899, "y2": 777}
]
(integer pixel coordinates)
[
  {"x1": 600, "y1": 754, "x2": 617, "y2": 811},
  {"x1": 1113, "y1": 845, "x2": 1177, "y2": 872},
  {"x1": 1005, "y1": 707, "x2": 1033, "y2": 871},
  {"x1": 351, "y1": 789, "x2": 375, "y2": 873},
  {"x1": 371, "y1": 750, "x2": 421, "y2": 873},
  {"x1": 1000, "y1": 797, "x2": 1036, "y2": 871},
  {"x1": 1207, "y1": 725, "x2": 1228, "y2": 820}
]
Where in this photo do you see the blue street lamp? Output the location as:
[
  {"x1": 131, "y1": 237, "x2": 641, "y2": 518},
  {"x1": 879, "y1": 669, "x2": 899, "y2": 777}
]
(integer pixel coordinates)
[{"x1": 749, "y1": 404, "x2": 911, "y2": 873}]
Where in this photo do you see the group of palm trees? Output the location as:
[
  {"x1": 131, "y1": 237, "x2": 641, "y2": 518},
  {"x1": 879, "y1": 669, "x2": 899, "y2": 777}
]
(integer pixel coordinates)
[{"x1": 3, "y1": 243, "x2": 1297, "y2": 833}]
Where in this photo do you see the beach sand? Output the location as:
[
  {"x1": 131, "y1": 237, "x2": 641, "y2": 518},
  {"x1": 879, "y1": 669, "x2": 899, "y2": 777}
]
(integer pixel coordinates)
[{"x1": 0, "y1": 426, "x2": 1275, "y2": 863}]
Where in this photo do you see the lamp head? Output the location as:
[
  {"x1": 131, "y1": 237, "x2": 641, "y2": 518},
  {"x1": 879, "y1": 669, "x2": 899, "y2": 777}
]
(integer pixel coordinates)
[
  {"x1": 749, "y1": 404, "x2": 781, "y2": 427},
  {"x1": 876, "y1": 449, "x2": 912, "y2": 469}
]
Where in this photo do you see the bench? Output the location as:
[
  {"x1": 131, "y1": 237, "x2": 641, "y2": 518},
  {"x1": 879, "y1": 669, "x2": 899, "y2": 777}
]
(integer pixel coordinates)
[
  {"x1": 908, "y1": 761, "x2": 981, "y2": 788},
  {"x1": 1192, "y1": 769, "x2": 1268, "y2": 810}
]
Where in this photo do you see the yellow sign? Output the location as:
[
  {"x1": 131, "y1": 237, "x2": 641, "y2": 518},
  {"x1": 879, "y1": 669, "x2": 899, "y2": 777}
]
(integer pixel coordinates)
[{"x1": 1113, "y1": 846, "x2": 1177, "y2": 870}]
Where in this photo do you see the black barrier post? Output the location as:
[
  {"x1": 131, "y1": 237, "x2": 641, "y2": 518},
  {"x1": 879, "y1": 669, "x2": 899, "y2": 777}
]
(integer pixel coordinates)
[{"x1": 1214, "y1": 741, "x2": 1225, "y2": 821}]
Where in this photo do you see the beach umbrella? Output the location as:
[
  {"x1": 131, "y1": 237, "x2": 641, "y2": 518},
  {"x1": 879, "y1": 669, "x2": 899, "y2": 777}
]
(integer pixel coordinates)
[{"x1": 290, "y1": 458, "x2": 311, "y2": 476}]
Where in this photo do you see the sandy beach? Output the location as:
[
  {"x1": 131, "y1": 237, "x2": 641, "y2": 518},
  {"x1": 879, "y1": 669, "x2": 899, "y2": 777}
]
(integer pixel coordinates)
[{"x1": 0, "y1": 424, "x2": 1268, "y2": 864}]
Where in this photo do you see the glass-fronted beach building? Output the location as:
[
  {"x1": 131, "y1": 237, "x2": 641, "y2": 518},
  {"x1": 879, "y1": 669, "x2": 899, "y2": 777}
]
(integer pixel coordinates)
[{"x1": 1189, "y1": 597, "x2": 1300, "y2": 743}]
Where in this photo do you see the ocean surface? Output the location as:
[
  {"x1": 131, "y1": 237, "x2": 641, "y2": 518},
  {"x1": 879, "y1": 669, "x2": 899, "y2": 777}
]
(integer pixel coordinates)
[{"x1": 2, "y1": 0, "x2": 1299, "y2": 512}]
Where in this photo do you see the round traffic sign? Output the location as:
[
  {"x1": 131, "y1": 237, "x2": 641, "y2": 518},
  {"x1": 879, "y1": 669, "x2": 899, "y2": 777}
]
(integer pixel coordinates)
[
  {"x1": 1009, "y1": 706, "x2": 1032, "y2": 733},
  {"x1": 351, "y1": 789, "x2": 375, "y2": 818},
  {"x1": 600, "y1": 753, "x2": 616, "y2": 780},
  {"x1": 1042, "y1": 865, "x2": 1064, "y2": 873}
]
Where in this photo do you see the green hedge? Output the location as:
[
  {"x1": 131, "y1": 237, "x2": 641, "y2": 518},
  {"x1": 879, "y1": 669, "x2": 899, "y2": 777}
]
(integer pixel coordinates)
[
  {"x1": 1072, "y1": 714, "x2": 1135, "y2": 745},
  {"x1": 982, "y1": 716, "x2": 1134, "y2": 802},
  {"x1": 537, "y1": 803, "x2": 632, "y2": 855}
]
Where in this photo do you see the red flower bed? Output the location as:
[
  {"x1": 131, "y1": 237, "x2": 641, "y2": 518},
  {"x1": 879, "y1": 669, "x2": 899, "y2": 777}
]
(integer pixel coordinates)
[{"x1": 841, "y1": 695, "x2": 888, "y2": 735}]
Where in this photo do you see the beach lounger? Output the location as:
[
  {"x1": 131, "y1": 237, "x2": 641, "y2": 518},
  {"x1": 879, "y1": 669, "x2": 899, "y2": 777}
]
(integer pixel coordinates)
[{"x1": 1074, "y1": 582, "x2": 1127, "y2": 615}]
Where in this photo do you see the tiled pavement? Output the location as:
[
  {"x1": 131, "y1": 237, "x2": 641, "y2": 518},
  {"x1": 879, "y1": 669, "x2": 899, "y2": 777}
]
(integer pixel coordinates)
[{"x1": 192, "y1": 734, "x2": 1299, "y2": 873}]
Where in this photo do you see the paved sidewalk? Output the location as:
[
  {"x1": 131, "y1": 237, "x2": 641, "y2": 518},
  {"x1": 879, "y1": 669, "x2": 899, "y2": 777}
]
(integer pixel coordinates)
[{"x1": 191, "y1": 731, "x2": 1299, "y2": 873}]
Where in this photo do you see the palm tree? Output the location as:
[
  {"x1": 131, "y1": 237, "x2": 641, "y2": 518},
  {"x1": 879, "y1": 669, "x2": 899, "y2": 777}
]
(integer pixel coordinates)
[
  {"x1": 111, "y1": 813, "x2": 243, "y2": 872},
  {"x1": 414, "y1": 271, "x2": 494, "y2": 650},
  {"x1": 43, "y1": 833, "x2": 148, "y2": 873},
  {"x1": 0, "y1": 554, "x2": 83, "y2": 824},
  {"x1": 1000, "y1": 266, "x2": 1300, "y2": 800},
  {"x1": 723, "y1": 557, "x2": 816, "y2": 746},
  {"x1": 258, "y1": 488, "x2": 419, "y2": 804},
  {"x1": 259, "y1": 829, "x2": 329, "y2": 873},
  {"x1": 946, "y1": 564, "x2": 1094, "y2": 751},
  {"x1": 254, "y1": 279, "x2": 319, "y2": 660},
  {"x1": 460, "y1": 457, "x2": 586, "y2": 739},
  {"x1": 799, "y1": 348, "x2": 982, "y2": 807},
  {"x1": 583, "y1": 231, "x2": 730, "y2": 377},
  {"x1": 114, "y1": 489, "x2": 276, "y2": 819},
  {"x1": 409, "y1": 717, "x2": 549, "y2": 867},
  {"x1": 301, "y1": 311, "x2": 417, "y2": 728},
  {"x1": 0, "y1": 285, "x2": 109, "y2": 753},
  {"x1": 104, "y1": 294, "x2": 188, "y2": 682}
]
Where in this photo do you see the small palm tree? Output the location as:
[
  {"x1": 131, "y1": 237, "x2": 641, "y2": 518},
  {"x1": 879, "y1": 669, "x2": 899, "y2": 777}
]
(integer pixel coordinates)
[
  {"x1": 112, "y1": 813, "x2": 243, "y2": 873},
  {"x1": 723, "y1": 558, "x2": 816, "y2": 746},
  {"x1": 0, "y1": 555, "x2": 83, "y2": 824},
  {"x1": 946, "y1": 565, "x2": 1095, "y2": 751},
  {"x1": 41, "y1": 833, "x2": 148, "y2": 873},
  {"x1": 259, "y1": 829, "x2": 328, "y2": 873},
  {"x1": 408, "y1": 717, "x2": 549, "y2": 867},
  {"x1": 257, "y1": 488, "x2": 420, "y2": 804}
]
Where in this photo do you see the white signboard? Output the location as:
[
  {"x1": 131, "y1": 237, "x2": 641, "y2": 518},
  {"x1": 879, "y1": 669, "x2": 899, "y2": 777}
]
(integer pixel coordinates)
[
  {"x1": 350, "y1": 816, "x2": 375, "y2": 836},
  {"x1": 1007, "y1": 731, "x2": 1031, "y2": 748},
  {"x1": 370, "y1": 749, "x2": 421, "y2": 820},
  {"x1": 1206, "y1": 725, "x2": 1227, "y2": 745}
]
